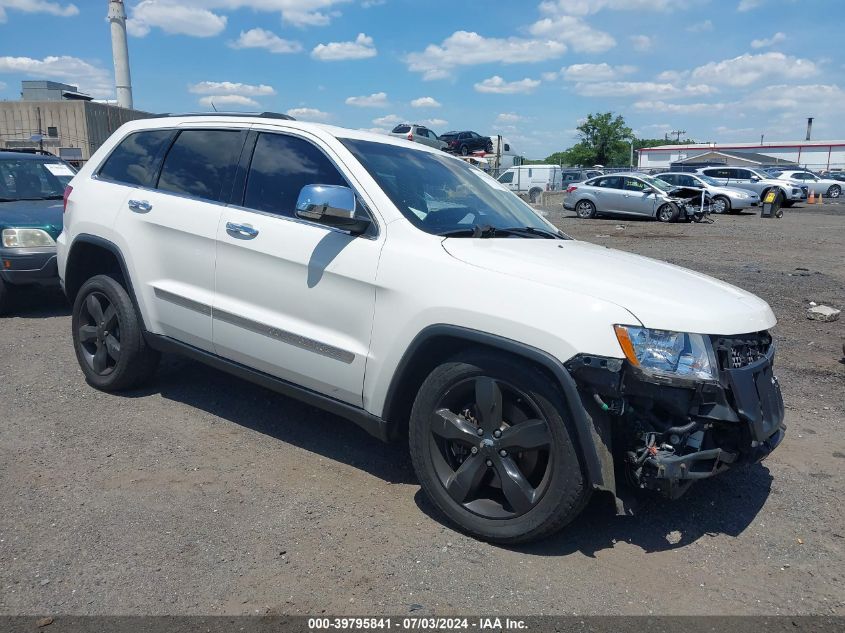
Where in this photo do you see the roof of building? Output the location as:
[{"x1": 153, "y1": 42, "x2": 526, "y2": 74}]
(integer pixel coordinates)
[
  {"x1": 641, "y1": 140, "x2": 845, "y2": 152},
  {"x1": 673, "y1": 149, "x2": 784, "y2": 165}
]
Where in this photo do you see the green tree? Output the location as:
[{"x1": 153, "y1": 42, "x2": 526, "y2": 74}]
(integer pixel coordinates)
[{"x1": 568, "y1": 112, "x2": 633, "y2": 166}]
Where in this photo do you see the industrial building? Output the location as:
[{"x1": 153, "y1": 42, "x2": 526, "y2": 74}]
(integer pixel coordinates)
[
  {"x1": 637, "y1": 140, "x2": 845, "y2": 171},
  {"x1": 0, "y1": 80, "x2": 149, "y2": 164}
]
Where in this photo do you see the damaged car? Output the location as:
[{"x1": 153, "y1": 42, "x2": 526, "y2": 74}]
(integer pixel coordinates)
[{"x1": 565, "y1": 172, "x2": 717, "y2": 222}]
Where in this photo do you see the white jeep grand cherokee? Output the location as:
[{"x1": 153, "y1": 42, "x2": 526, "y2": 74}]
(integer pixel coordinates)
[{"x1": 57, "y1": 114, "x2": 785, "y2": 543}]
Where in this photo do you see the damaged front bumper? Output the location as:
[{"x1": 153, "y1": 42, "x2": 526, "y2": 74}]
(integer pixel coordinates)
[{"x1": 566, "y1": 331, "x2": 785, "y2": 499}]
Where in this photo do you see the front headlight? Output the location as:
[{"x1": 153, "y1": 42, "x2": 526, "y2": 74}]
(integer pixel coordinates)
[
  {"x1": 2, "y1": 228, "x2": 56, "y2": 248},
  {"x1": 614, "y1": 325, "x2": 717, "y2": 381}
]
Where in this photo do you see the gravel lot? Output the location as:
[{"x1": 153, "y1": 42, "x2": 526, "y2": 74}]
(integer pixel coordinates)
[{"x1": 1, "y1": 202, "x2": 843, "y2": 617}]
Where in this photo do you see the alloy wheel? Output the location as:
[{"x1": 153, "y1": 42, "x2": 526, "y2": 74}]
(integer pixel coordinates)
[
  {"x1": 77, "y1": 291, "x2": 121, "y2": 376},
  {"x1": 576, "y1": 201, "x2": 594, "y2": 218},
  {"x1": 428, "y1": 376, "x2": 553, "y2": 519},
  {"x1": 829, "y1": 185, "x2": 841, "y2": 199},
  {"x1": 712, "y1": 198, "x2": 727, "y2": 213}
]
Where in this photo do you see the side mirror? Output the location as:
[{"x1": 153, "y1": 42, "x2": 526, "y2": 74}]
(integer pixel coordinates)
[
  {"x1": 750, "y1": 176, "x2": 761, "y2": 182},
  {"x1": 642, "y1": 187, "x2": 654, "y2": 194},
  {"x1": 295, "y1": 184, "x2": 371, "y2": 235}
]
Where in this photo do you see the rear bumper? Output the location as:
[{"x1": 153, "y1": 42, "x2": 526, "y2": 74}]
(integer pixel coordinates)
[{"x1": 0, "y1": 247, "x2": 59, "y2": 286}]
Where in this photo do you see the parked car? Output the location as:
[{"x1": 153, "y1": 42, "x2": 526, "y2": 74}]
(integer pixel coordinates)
[
  {"x1": 561, "y1": 169, "x2": 603, "y2": 186},
  {"x1": 58, "y1": 115, "x2": 785, "y2": 543},
  {"x1": 0, "y1": 151, "x2": 76, "y2": 314},
  {"x1": 497, "y1": 165, "x2": 562, "y2": 202},
  {"x1": 389, "y1": 123, "x2": 447, "y2": 150},
  {"x1": 696, "y1": 166, "x2": 806, "y2": 207},
  {"x1": 440, "y1": 130, "x2": 493, "y2": 156},
  {"x1": 565, "y1": 172, "x2": 710, "y2": 222},
  {"x1": 828, "y1": 171, "x2": 845, "y2": 182},
  {"x1": 768, "y1": 169, "x2": 841, "y2": 199},
  {"x1": 656, "y1": 172, "x2": 759, "y2": 213}
]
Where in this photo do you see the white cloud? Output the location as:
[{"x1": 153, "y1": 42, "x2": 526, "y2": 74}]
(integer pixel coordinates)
[
  {"x1": 474, "y1": 76, "x2": 541, "y2": 94},
  {"x1": 528, "y1": 16, "x2": 616, "y2": 53},
  {"x1": 0, "y1": 55, "x2": 112, "y2": 97},
  {"x1": 345, "y1": 91, "x2": 388, "y2": 107},
  {"x1": 737, "y1": 0, "x2": 763, "y2": 11},
  {"x1": 630, "y1": 35, "x2": 653, "y2": 51},
  {"x1": 750, "y1": 32, "x2": 786, "y2": 49},
  {"x1": 687, "y1": 19, "x2": 713, "y2": 32},
  {"x1": 372, "y1": 113, "x2": 403, "y2": 127},
  {"x1": 312, "y1": 33, "x2": 376, "y2": 61},
  {"x1": 691, "y1": 52, "x2": 818, "y2": 86},
  {"x1": 740, "y1": 83, "x2": 845, "y2": 113},
  {"x1": 287, "y1": 107, "x2": 331, "y2": 121},
  {"x1": 405, "y1": 31, "x2": 566, "y2": 80},
  {"x1": 410, "y1": 96, "x2": 441, "y2": 108},
  {"x1": 188, "y1": 81, "x2": 275, "y2": 96},
  {"x1": 561, "y1": 63, "x2": 636, "y2": 82},
  {"x1": 0, "y1": 0, "x2": 78, "y2": 22},
  {"x1": 633, "y1": 100, "x2": 726, "y2": 113},
  {"x1": 656, "y1": 69, "x2": 688, "y2": 82},
  {"x1": 538, "y1": 0, "x2": 696, "y2": 15},
  {"x1": 495, "y1": 113, "x2": 523, "y2": 124},
  {"x1": 419, "y1": 118, "x2": 448, "y2": 128},
  {"x1": 198, "y1": 94, "x2": 259, "y2": 108},
  {"x1": 127, "y1": 1, "x2": 227, "y2": 38},
  {"x1": 228, "y1": 28, "x2": 302, "y2": 53}
]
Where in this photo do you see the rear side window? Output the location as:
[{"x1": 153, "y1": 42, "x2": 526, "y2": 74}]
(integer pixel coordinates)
[
  {"x1": 98, "y1": 130, "x2": 175, "y2": 187},
  {"x1": 392, "y1": 125, "x2": 411, "y2": 134},
  {"x1": 157, "y1": 129, "x2": 244, "y2": 202},
  {"x1": 595, "y1": 176, "x2": 622, "y2": 189},
  {"x1": 242, "y1": 133, "x2": 347, "y2": 218}
]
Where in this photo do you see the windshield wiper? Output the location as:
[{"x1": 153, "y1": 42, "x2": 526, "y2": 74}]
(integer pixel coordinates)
[
  {"x1": 437, "y1": 225, "x2": 562, "y2": 239},
  {"x1": 498, "y1": 226, "x2": 565, "y2": 239}
]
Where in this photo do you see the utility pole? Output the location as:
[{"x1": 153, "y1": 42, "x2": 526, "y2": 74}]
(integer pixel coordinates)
[
  {"x1": 760, "y1": 133, "x2": 765, "y2": 145},
  {"x1": 668, "y1": 129, "x2": 687, "y2": 142}
]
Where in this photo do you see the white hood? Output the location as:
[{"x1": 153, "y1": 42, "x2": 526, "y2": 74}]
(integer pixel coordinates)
[{"x1": 442, "y1": 238, "x2": 777, "y2": 335}]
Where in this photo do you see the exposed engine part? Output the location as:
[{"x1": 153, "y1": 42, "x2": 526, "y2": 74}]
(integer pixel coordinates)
[{"x1": 668, "y1": 186, "x2": 715, "y2": 223}]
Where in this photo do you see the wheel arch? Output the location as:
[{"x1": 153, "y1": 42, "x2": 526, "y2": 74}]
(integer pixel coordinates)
[
  {"x1": 64, "y1": 235, "x2": 140, "y2": 319},
  {"x1": 381, "y1": 324, "x2": 613, "y2": 494}
]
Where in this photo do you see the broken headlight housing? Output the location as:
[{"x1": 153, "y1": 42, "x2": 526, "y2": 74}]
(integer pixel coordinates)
[{"x1": 614, "y1": 325, "x2": 718, "y2": 381}]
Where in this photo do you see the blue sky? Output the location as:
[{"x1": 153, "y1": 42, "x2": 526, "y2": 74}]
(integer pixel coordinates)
[{"x1": 0, "y1": 0, "x2": 842, "y2": 158}]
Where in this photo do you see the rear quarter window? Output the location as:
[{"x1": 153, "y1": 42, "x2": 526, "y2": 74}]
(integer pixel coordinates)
[
  {"x1": 98, "y1": 129, "x2": 176, "y2": 187},
  {"x1": 392, "y1": 125, "x2": 411, "y2": 134}
]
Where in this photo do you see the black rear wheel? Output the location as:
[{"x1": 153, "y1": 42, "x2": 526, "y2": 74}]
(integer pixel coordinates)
[
  {"x1": 72, "y1": 275, "x2": 160, "y2": 391},
  {"x1": 0, "y1": 277, "x2": 9, "y2": 316},
  {"x1": 409, "y1": 351, "x2": 588, "y2": 543},
  {"x1": 460, "y1": 145, "x2": 469, "y2": 156}
]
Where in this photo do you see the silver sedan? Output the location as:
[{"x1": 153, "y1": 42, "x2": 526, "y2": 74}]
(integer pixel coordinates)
[
  {"x1": 656, "y1": 172, "x2": 759, "y2": 213},
  {"x1": 563, "y1": 173, "x2": 693, "y2": 222}
]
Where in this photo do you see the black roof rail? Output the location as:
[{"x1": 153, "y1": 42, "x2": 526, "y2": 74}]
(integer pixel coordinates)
[{"x1": 154, "y1": 111, "x2": 295, "y2": 121}]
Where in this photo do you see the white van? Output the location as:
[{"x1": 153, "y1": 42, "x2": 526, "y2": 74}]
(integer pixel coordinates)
[{"x1": 497, "y1": 165, "x2": 562, "y2": 202}]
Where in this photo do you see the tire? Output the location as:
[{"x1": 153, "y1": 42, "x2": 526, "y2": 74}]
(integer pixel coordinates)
[
  {"x1": 528, "y1": 188, "x2": 542, "y2": 203},
  {"x1": 71, "y1": 274, "x2": 160, "y2": 391},
  {"x1": 0, "y1": 276, "x2": 9, "y2": 316},
  {"x1": 574, "y1": 200, "x2": 596, "y2": 219},
  {"x1": 408, "y1": 351, "x2": 589, "y2": 544},
  {"x1": 460, "y1": 145, "x2": 469, "y2": 156},
  {"x1": 782, "y1": 200, "x2": 795, "y2": 208},
  {"x1": 712, "y1": 196, "x2": 731, "y2": 214},
  {"x1": 485, "y1": 142, "x2": 493, "y2": 153},
  {"x1": 656, "y1": 202, "x2": 679, "y2": 223},
  {"x1": 827, "y1": 185, "x2": 841, "y2": 199}
]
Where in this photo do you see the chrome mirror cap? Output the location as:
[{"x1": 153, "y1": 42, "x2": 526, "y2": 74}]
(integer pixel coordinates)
[{"x1": 295, "y1": 184, "x2": 371, "y2": 234}]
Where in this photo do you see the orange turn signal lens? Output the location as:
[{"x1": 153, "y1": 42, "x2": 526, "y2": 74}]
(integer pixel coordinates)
[{"x1": 613, "y1": 325, "x2": 640, "y2": 367}]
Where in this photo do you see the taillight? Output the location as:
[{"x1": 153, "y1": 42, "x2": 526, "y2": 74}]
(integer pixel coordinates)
[
  {"x1": 63, "y1": 185, "x2": 73, "y2": 213},
  {"x1": 407, "y1": 132, "x2": 413, "y2": 141},
  {"x1": 566, "y1": 185, "x2": 578, "y2": 193}
]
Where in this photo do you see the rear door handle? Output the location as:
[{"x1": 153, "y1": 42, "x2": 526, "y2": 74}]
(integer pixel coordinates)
[
  {"x1": 226, "y1": 222, "x2": 259, "y2": 239},
  {"x1": 128, "y1": 199, "x2": 152, "y2": 213}
]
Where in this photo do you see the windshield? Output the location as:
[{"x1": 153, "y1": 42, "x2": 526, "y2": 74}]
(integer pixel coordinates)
[
  {"x1": 696, "y1": 174, "x2": 718, "y2": 186},
  {"x1": 341, "y1": 139, "x2": 563, "y2": 237},
  {"x1": 0, "y1": 158, "x2": 75, "y2": 201},
  {"x1": 639, "y1": 174, "x2": 673, "y2": 192}
]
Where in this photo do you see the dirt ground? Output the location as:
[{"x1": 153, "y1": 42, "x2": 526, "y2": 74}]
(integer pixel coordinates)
[{"x1": 0, "y1": 202, "x2": 843, "y2": 617}]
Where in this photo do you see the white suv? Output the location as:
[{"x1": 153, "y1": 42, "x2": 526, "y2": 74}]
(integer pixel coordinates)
[{"x1": 58, "y1": 114, "x2": 785, "y2": 543}]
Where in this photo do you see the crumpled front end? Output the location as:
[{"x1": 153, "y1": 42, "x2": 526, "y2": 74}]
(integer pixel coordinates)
[{"x1": 566, "y1": 330, "x2": 785, "y2": 499}]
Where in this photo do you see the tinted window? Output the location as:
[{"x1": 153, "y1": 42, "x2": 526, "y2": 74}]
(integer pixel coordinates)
[
  {"x1": 99, "y1": 130, "x2": 175, "y2": 187},
  {"x1": 416, "y1": 128, "x2": 430, "y2": 137},
  {"x1": 392, "y1": 125, "x2": 411, "y2": 134},
  {"x1": 157, "y1": 130, "x2": 243, "y2": 202},
  {"x1": 658, "y1": 174, "x2": 677, "y2": 185},
  {"x1": 243, "y1": 133, "x2": 347, "y2": 218},
  {"x1": 594, "y1": 176, "x2": 622, "y2": 189},
  {"x1": 498, "y1": 171, "x2": 514, "y2": 184},
  {"x1": 731, "y1": 169, "x2": 751, "y2": 179},
  {"x1": 706, "y1": 168, "x2": 730, "y2": 179}
]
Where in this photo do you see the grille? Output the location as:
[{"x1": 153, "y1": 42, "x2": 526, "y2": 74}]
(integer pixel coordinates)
[{"x1": 713, "y1": 332, "x2": 771, "y2": 370}]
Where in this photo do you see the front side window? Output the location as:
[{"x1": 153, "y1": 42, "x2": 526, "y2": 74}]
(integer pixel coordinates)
[
  {"x1": 157, "y1": 129, "x2": 244, "y2": 202},
  {"x1": 498, "y1": 171, "x2": 514, "y2": 184},
  {"x1": 658, "y1": 174, "x2": 677, "y2": 185},
  {"x1": 732, "y1": 169, "x2": 751, "y2": 179},
  {"x1": 341, "y1": 139, "x2": 557, "y2": 236},
  {"x1": 98, "y1": 129, "x2": 175, "y2": 187},
  {"x1": 243, "y1": 133, "x2": 347, "y2": 218},
  {"x1": 624, "y1": 177, "x2": 648, "y2": 192},
  {"x1": 0, "y1": 158, "x2": 75, "y2": 201}
]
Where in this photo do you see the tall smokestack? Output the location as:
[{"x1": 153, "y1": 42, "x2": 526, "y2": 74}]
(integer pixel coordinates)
[
  {"x1": 108, "y1": 0, "x2": 133, "y2": 109},
  {"x1": 805, "y1": 117, "x2": 814, "y2": 141}
]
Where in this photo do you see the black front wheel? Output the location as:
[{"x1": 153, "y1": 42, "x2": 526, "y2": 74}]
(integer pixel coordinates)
[
  {"x1": 72, "y1": 275, "x2": 160, "y2": 391},
  {"x1": 409, "y1": 351, "x2": 588, "y2": 543},
  {"x1": 827, "y1": 185, "x2": 841, "y2": 199}
]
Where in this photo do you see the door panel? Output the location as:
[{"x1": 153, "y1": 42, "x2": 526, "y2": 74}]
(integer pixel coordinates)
[{"x1": 621, "y1": 178, "x2": 657, "y2": 216}]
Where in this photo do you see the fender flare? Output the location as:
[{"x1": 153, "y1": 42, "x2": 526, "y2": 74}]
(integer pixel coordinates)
[{"x1": 382, "y1": 324, "x2": 614, "y2": 493}]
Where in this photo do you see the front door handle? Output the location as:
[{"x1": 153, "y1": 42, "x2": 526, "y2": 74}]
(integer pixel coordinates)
[
  {"x1": 128, "y1": 199, "x2": 152, "y2": 213},
  {"x1": 226, "y1": 222, "x2": 259, "y2": 239}
]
